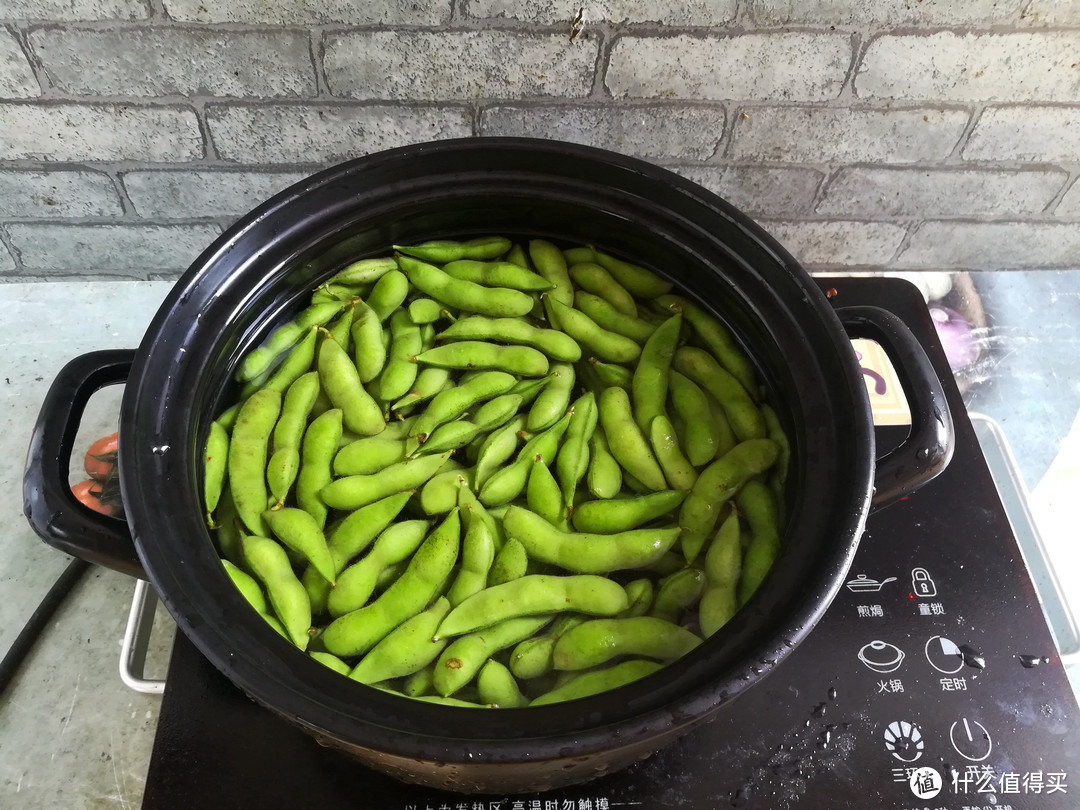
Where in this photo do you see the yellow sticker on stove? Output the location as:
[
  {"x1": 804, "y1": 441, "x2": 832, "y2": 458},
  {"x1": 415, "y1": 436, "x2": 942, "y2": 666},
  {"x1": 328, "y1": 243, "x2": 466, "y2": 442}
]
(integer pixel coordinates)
[{"x1": 852, "y1": 338, "x2": 911, "y2": 426}]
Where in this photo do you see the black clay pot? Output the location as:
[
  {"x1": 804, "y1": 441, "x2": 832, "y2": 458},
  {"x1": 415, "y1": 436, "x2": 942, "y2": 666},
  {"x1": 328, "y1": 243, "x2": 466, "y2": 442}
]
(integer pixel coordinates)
[{"x1": 24, "y1": 138, "x2": 953, "y2": 793}]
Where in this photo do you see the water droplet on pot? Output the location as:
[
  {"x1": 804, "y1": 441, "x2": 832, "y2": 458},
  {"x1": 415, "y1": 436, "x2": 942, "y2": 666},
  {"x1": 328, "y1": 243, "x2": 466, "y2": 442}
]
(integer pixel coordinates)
[
  {"x1": 1018, "y1": 654, "x2": 1050, "y2": 668},
  {"x1": 959, "y1": 644, "x2": 985, "y2": 669},
  {"x1": 812, "y1": 702, "x2": 827, "y2": 718},
  {"x1": 152, "y1": 445, "x2": 170, "y2": 455},
  {"x1": 916, "y1": 447, "x2": 930, "y2": 459},
  {"x1": 827, "y1": 686, "x2": 837, "y2": 700}
]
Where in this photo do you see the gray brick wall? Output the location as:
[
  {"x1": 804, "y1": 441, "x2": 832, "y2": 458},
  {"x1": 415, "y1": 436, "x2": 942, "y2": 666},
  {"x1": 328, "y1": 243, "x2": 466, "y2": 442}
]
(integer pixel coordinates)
[{"x1": 0, "y1": 1, "x2": 1077, "y2": 280}]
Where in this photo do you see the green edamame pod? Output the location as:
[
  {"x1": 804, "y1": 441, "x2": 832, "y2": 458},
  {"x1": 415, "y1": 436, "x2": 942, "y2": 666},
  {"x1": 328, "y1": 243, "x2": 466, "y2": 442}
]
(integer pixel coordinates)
[
  {"x1": 487, "y1": 537, "x2": 528, "y2": 587},
  {"x1": 458, "y1": 483, "x2": 505, "y2": 553},
  {"x1": 204, "y1": 420, "x2": 229, "y2": 525},
  {"x1": 391, "y1": 366, "x2": 453, "y2": 414},
  {"x1": 310, "y1": 651, "x2": 351, "y2": 676},
  {"x1": 648, "y1": 566, "x2": 707, "y2": 624},
  {"x1": 397, "y1": 254, "x2": 533, "y2": 318},
  {"x1": 262, "y1": 326, "x2": 319, "y2": 396},
  {"x1": 503, "y1": 506, "x2": 680, "y2": 574},
  {"x1": 657, "y1": 294, "x2": 758, "y2": 398},
  {"x1": 477, "y1": 660, "x2": 527, "y2": 708},
  {"x1": 414, "y1": 341, "x2": 549, "y2": 377},
  {"x1": 223, "y1": 559, "x2": 267, "y2": 614},
  {"x1": 526, "y1": 458, "x2": 565, "y2": 529},
  {"x1": 418, "y1": 465, "x2": 471, "y2": 515},
  {"x1": 326, "y1": 256, "x2": 399, "y2": 287},
  {"x1": 586, "y1": 426, "x2": 622, "y2": 500},
  {"x1": 311, "y1": 282, "x2": 365, "y2": 305},
  {"x1": 621, "y1": 578, "x2": 655, "y2": 618},
  {"x1": 474, "y1": 414, "x2": 527, "y2": 489},
  {"x1": 408, "y1": 370, "x2": 517, "y2": 455},
  {"x1": 704, "y1": 389, "x2": 738, "y2": 460},
  {"x1": 407, "y1": 297, "x2": 445, "y2": 324},
  {"x1": 679, "y1": 438, "x2": 779, "y2": 563},
  {"x1": 416, "y1": 420, "x2": 481, "y2": 456},
  {"x1": 367, "y1": 270, "x2": 410, "y2": 322},
  {"x1": 228, "y1": 389, "x2": 282, "y2": 537},
  {"x1": 443, "y1": 259, "x2": 553, "y2": 291},
  {"x1": 317, "y1": 329, "x2": 385, "y2": 436},
  {"x1": 213, "y1": 485, "x2": 245, "y2": 568},
  {"x1": 478, "y1": 411, "x2": 572, "y2": 507},
  {"x1": 267, "y1": 372, "x2": 321, "y2": 507},
  {"x1": 592, "y1": 249, "x2": 672, "y2": 299},
  {"x1": 348, "y1": 597, "x2": 452, "y2": 685},
  {"x1": 555, "y1": 391, "x2": 598, "y2": 508},
  {"x1": 632, "y1": 314, "x2": 681, "y2": 434},
  {"x1": 320, "y1": 450, "x2": 453, "y2": 511},
  {"x1": 508, "y1": 374, "x2": 552, "y2": 405},
  {"x1": 297, "y1": 408, "x2": 342, "y2": 530},
  {"x1": 395, "y1": 236, "x2": 512, "y2": 263},
  {"x1": 236, "y1": 300, "x2": 343, "y2": 382},
  {"x1": 350, "y1": 299, "x2": 387, "y2": 383},
  {"x1": 545, "y1": 298, "x2": 640, "y2": 365},
  {"x1": 526, "y1": 362, "x2": 574, "y2": 432},
  {"x1": 447, "y1": 501, "x2": 496, "y2": 607},
  {"x1": 528, "y1": 239, "x2": 574, "y2": 308},
  {"x1": 736, "y1": 480, "x2": 781, "y2": 606},
  {"x1": 672, "y1": 346, "x2": 765, "y2": 442},
  {"x1": 433, "y1": 614, "x2": 552, "y2": 697},
  {"x1": 401, "y1": 664, "x2": 435, "y2": 697},
  {"x1": 242, "y1": 534, "x2": 311, "y2": 649},
  {"x1": 598, "y1": 386, "x2": 667, "y2": 492},
  {"x1": 700, "y1": 510, "x2": 741, "y2": 637},
  {"x1": 437, "y1": 316, "x2": 580, "y2": 363},
  {"x1": 436, "y1": 574, "x2": 627, "y2": 639},
  {"x1": 761, "y1": 403, "x2": 790, "y2": 494},
  {"x1": 562, "y1": 246, "x2": 595, "y2": 265},
  {"x1": 529, "y1": 659, "x2": 663, "y2": 706},
  {"x1": 505, "y1": 243, "x2": 531, "y2": 269},
  {"x1": 648, "y1": 414, "x2": 698, "y2": 492},
  {"x1": 472, "y1": 393, "x2": 523, "y2": 432},
  {"x1": 263, "y1": 507, "x2": 336, "y2": 584},
  {"x1": 587, "y1": 357, "x2": 633, "y2": 390},
  {"x1": 334, "y1": 437, "x2": 407, "y2": 476},
  {"x1": 568, "y1": 262, "x2": 637, "y2": 318},
  {"x1": 667, "y1": 370, "x2": 718, "y2": 466},
  {"x1": 570, "y1": 490, "x2": 685, "y2": 534},
  {"x1": 327, "y1": 491, "x2": 415, "y2": 574},
  {"x1": 321, "y1": 510, "x2": 460, "y2": 656},
  {"x1": 552, "y1": 617, "x2": 701, "y2": 671},
  {"x1": 509, "y1": 614, "x2": 585, "y2": 680},
  {"x1": 326, "y1": 304, "x2": 355, "y2": 352},
  {"x1": 377, "y1": 309, "x2": 423, "y2": 402},
  {"x1": 574, "y1": 292, "x2": 657, "y2": 344}
]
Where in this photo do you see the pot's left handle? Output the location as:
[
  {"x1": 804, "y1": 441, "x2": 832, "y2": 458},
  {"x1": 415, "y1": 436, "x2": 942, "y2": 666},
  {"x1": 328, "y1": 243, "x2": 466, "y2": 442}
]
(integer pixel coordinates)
[{"x1": 23, "y1": 350, "x2": 146, "y2": 579}]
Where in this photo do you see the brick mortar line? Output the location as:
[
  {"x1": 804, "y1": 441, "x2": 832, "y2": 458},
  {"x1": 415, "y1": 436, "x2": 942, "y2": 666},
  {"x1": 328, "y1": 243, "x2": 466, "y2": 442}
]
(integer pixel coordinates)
[
  {"x1": 146, "y1": 0, "x2": 165, "y2": 20},
  {"x1": 103, "y1": 170, "x2": 137, "y2": 217},
  {"x1": 944, "y1": 104, "x2": 986, "y2": 162},
  {"x1": 0, "y1": 224, "x2": 21, "y2": 272},
  {"x1": 7, "y1": 22, "x2": 53, "y2": 95},
  {"x1": 887, "y1": 221, "x2": 919, "y2": 264},
  {"x1": 448, "y1": 0, "x2": 463, "y2": 24},
  {"x1": 1045, "y1": 172, "x2": 1080, "y2": 215},
  {"x1": 714, "y1": 107, "x2": 741, "y2": 161},
  {"x1": 588, "y1": 23, "x2": 614, "y2": 100},
  {"x1": 831, "y1": 31, "x2": 862, "y2": 102}
]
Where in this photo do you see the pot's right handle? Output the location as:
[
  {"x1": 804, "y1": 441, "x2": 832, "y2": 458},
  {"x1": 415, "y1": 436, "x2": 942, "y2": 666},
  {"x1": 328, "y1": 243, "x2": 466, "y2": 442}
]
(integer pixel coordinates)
[
  {"x1": 23, "y1": 350, "x2": 146, "y2": 579},
  {"x1": 835, "y1": 306, "x2": 955, "y2": 512}
]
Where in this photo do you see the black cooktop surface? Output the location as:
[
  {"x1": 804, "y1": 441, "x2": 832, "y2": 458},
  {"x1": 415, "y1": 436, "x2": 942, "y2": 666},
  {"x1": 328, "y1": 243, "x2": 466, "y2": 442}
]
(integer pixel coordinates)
[{"x1": 143, "y1": 278, "x2": 1080, "y2": 810}]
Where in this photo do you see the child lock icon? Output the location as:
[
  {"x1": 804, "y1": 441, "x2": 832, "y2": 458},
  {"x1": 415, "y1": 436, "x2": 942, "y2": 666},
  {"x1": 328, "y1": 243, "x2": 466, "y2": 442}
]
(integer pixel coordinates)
[{"x1": 912, "y1": 568, "x2": 937, "y2": 597}]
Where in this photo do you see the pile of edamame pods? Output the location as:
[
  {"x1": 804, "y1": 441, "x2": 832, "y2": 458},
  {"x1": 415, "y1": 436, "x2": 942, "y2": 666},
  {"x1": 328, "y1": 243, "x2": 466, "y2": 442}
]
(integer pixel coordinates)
[{"x1": 203, "y1": 235, "x2": 790, "y2": 709}]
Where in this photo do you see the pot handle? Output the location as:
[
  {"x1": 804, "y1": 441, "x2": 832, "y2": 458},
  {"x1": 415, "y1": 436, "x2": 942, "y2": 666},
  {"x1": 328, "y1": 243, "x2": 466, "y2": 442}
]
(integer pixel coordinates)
[
  {"x1": 23, "y1": 349, "x2": 146, "y2": 579},
  {"x1": 835, "y1": 306, "x2": 955, "y2": 511}
]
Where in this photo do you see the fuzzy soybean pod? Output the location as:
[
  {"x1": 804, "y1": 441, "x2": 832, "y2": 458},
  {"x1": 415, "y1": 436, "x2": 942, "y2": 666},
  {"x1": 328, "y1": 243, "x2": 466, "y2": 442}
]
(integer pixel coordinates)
[
  {"x1": 419, "y1": 465, "x2": 472, "y2": 515},
  {"x1": 704, "y1": 390, "x2": 738, "y2": 461},
  {"x1": 555, "y1": 391, "x2": 598, "y2": 508},
  {"x1": 436, "y1": 574, "x2": 627, "y2": 639},
  {"x1": 568, "y1": 262, "x2": 637, "y2": 318},
  {"x1": 266, "y1": 372, "x2": 320, "y2": 507},
  {"x1": 418, "y1": 420, "x2": 482, "y2": 456},
  {"x1": 552, "y1": 616, "x2": 702, "y2": 671},
  {"x1": 241, "y1": 535, "x2": 311, "y2": 650},
  {"x1": 407, "y1": 297, "x2": 445, "y2": 324},
  {"x1": 367, "y1": 270, "x2": 410, "y2": 322},
  {"x1": 472, "y1": 393, "x2": 523, "y2": 432},
  {"x1": 433, "y1": 614, "x2": 553, "y2": 697},
  {"x1": 320, "y1": 451, "x2": 453, "y2": 511},
  {"x1": 505, "y1": 243, "x2": 531, "y2": 269},
  {"x1": 487, "y1": 537, "x2": 528, "y2": 586},
  {"x1": 657, "y1": 294, "x2": 758, "y2": 398},
  {"x1": 321, "y1": 510, "x2": 461, "y2": 656},
  {"x1": 447, "y1": 500, "x2": 496, "y2": 607},
  {"x1": 414, "y1": 341, "x2": 549, "y2": 377},
  {"x1": 648, "y1": 415, "x2": 698, "y2": 492},
  {"x1": 679, "y1": 439, "x2": 779, "y2": 564},
  {"x1": 262, "y1": 326, "x2": 319, "y2": 396},
  {"x1": 632, "y1": 314, "x2": 681, "y2": 434},
  {"x1": 545, "y1": 298, "x2": 640, "y2": 365},
  {"x1": 478, "y1": 411, "x2": 572, "y2": 507},
  {"x1": 700, "y1": 511, "x2": 742, "y2": 637},
  {"x1": 408, "y1": 371, "x2": 517, "y2": 453},
  {"x1": 570, "y1": 490, "x2": 686, "y2": 534},
  {"x1": 526, "y1": 458, "x2": 566, "y2": 529},
  {"x1": 223, "y1": 559, "x2": 267, "y2": 615},
  {"x1": 334, "y1": 437, "x2": 407, "y2": 476},
  {"x1": 592, "y1": 249, "x2": 672, "y2": 299},
  {"x1": 397, "y1": 254, "x2": 533, "y2": 318},
  {"x1": 760, "y1": 403, "x2": 790, "y2": 494},
  {"x1": 348, "y1": 597, "x2": 452, "y2": 685},
  {"x1": 263, "y1": 507, "x2": 336, "y2": 584},
  {"x1": 326, "y1": 256, "x2": 399, "y2": 286},
  {"x1": 528, "y1": 239, "x2": 574, "y2": 308},
  {"x1": 437, "y1": 316, "x2": 581, "y2": 363},
  {"x1": 587, "y1": 358, "x2": 633, "y2": 391},
  {"x1": 326, "y1": 304, "x2": 355, "y2": 352},
  {"x1": 391, "y1": 367, "x2": 453, "y2": 414},
  {"x1": 236, "y1": 300, "x2": 344, "y2": 383},
  {"x1": 395, "y1": 236, "x2": 512, "y2": 263},
  {"x1": 736, "y1": 480, "x2": 782, "y2": 606},
  {"x1": 350, "y1": 299, "x2": 387, "y2": 384},
  {"x1": 503, "y1": 506, "x2": 680, "y2": 574},
  {"x1": 443, "y1": 259, "x2": 554, "y2": 292},
  {"x1": 310, "y1": 651, "x2": 351, "y2": 676},
  {"x1": 509, "y1": 614, "x2": 585, "y2": 680},
  {"x1": 377, "y1": 309, "x2": 423, "y2": 402},
  {"x1": 574, "y1": 292, "x2": 656, "y2": 344},
  {"x1": 474, "y1": 413, "x2": 528, "y2": 489},
  {"x1": 648, "y1": 567, "x2": 707, "y2": 624},
  {"x1": 586, "y1": 426, "x2": 622, "y2": 500},
  {"x1": 228, "y1": 388, "x2": 282, "y2": 537},
  {"x1": 317, "y1": 329, "x2": 385, "y2": 436},
  {"x1": 667, "y1": 370, "x2": 718, "y2": 467},
  {"x1": 529, "y1": 659, "x2": 664, "y2": 707},
  {"x1": 672, "y1": 346, "x2": 765, "y2": 442},
  {"x1": 326, "y1": 518, "x2": 430, "y2": 616},
  {"x1": 508, "y1": 374, "x2": 552, "y2": 405},
  {"x1": 204, "y1": 420, "x2": 229, "y2": 524},
  {"x1": 477, "y1": 660, "x2": 528, "y2": 708},
  {"x1": 598, "y1": 386, "x2": 667, "y2": 492},
  {"x1": 527, "y1": 362, "x2": 575, "y2": 432},
  {"x1": 621, "y1": 578, "x2": 655, "y2": 619}
]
